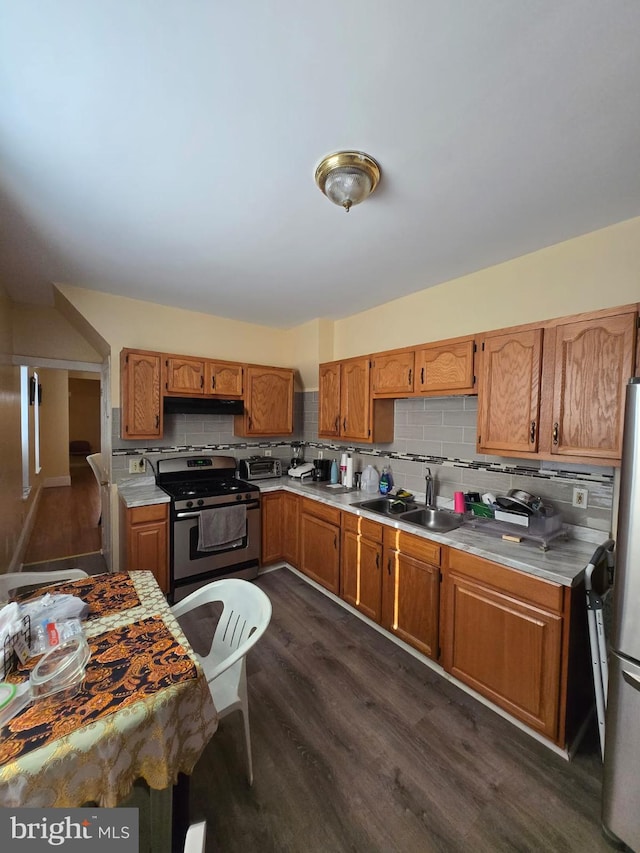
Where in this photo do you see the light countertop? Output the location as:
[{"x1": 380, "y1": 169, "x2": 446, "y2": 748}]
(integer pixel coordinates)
[
  {"x1": 256, "y1": 477, "x2": 607, "y2": 588},
  {"x1": 117, "y1": 474, "x2": 608, "y2": 588},
  {"x1": 118, "y1": 476, "x2": 170, "y2": 508}
]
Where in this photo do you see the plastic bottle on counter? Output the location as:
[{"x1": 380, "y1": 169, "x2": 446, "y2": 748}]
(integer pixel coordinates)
[
  {"x1": 361, "y1": 465, "x2": 379, "y2": 493},
  {"x1": 330, "y1": 458, "x2": 339, "y2": 484},
  {"x1": 340, "y1": 453, "x2": 348, "y2": 485},
  {"x1": 379, "y1": 466, "x2": 391, "y2": 495}
]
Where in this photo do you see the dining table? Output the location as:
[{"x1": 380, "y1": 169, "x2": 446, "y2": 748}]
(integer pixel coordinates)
[{"x1": 0, "y1": 570, "x2": 218, "y2": 852}]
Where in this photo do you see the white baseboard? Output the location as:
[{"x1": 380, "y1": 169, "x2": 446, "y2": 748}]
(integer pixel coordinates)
[{"x1": 44, "y1": 475, "x2": 72, "y2": 488}]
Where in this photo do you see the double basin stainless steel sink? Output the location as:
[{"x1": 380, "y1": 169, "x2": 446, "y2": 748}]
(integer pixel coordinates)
[{"x1": 352, "y1": 496, "x2": 464, "y2": 533}]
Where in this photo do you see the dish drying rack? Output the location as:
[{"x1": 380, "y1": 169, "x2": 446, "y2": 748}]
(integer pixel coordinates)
[{"x1": 463, "y1": 503, "x2": 566, "y2": 551}]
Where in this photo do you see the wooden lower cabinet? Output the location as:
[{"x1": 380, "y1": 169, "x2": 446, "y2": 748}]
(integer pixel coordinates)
[
  {"x1": 119, "y1": 500, "x2": 169, "y2": 593},
  {"x1": 341, "y1": 514, "x2": 383, "y2": 622},
  {"x1": 298, "y1": 498, "x2": 340, "y2": 593},
  {"x1": 441, "y1": 549, "x2": 564, "y2": 741},
  {"x1": 261, "y1": 490, "x2": 299, "y2": 567},
  {"x1": 261, "y1": 492, "x2": 284, "y2": 566},
  {"x1": 381, "y1": 528, "x2": 441, "y2": 659},
  {"x1": 282, "y1": 491, "x2": 300, "y2": 567}
]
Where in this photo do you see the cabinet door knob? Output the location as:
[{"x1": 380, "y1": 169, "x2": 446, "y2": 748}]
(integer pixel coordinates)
[
  {"x1": 387, "y1": 557, "x2": 392, "y2": 575},
  {"x1": 334, "y1": 534, "x2": 337, "y2": 549},
  {"x1": 376, "y1": 552, "x2": 380, "y2": 569},
  {"x1": 553, "y1": 422, "x2": 559, "y2": 445},
  {"x1": 211, "y1": 375, "x2": 216, "y2": 390},
  {"x1": 408, "y1": 368, "x2": 412, "y2": 386},
  {"x1": 155, "y1": 415, "x2": 159, "y2": 428},
  {"x1": 530, "y1": 420, "x2": 536, "y2": 443},
  {"x1": 200, "y1": 375, "x2": 204, "y2": 388},
  {"x1": 343, "y1": 418, "x2": 347, "y2": 432},
  {"x1": 334, "y1": 417, "x2": 339, "y2": 433}
]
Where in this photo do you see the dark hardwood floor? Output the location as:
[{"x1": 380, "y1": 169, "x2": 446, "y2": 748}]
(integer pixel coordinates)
[
  {"x1": 184, "y1": 568, "x2": 609, "y2": 853},
  {"x1": 23, "y1": 462, "x2": 102, "y2": 564}
]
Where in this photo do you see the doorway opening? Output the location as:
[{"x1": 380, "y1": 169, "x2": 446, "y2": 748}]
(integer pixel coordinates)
[{"x1": 20, "y1": 360, "x2": 111, "y2": 574}]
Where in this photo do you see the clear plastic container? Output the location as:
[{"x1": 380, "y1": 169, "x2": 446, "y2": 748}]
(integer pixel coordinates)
[
  {"x1": 0, "y1": 681, "x2": 31, "y2": 726},
  {"x1": 30, "y1": 635, "x2": 90, "y2": 700}
]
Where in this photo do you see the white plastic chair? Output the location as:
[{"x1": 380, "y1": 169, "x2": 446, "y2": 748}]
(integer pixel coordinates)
[
  {"x1": 86, "y1": 452, "x2": 108, "y2": 525},
  {"x1": 183, "y1": 821, "x2": 207, "y2": 853},
  {"x1": 171, "y1": 578, "x2": 272, "y2": 785},
  {"x1": 0, "y1": 569, "x2": 88, "y2": 601}
]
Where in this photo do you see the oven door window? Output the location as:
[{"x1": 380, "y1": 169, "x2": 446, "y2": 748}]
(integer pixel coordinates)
[{"x1": 188, "y1": 519, "x2": 248, "y2": 560}]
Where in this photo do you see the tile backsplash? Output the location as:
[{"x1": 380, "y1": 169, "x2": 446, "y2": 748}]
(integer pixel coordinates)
[{"x1": 112, "y1": 391, "x2": 615, "y2": 534}]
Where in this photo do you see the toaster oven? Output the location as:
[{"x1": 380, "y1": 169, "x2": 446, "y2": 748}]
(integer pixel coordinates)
[{"x1": 238, "y1": 456, "x2": 282, "y2": 480}]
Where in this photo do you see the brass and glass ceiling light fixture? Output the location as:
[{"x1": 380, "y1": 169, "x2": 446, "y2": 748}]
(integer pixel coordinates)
[{"x1": 314, "y1": 151, "x2": 381, "y2": 212}]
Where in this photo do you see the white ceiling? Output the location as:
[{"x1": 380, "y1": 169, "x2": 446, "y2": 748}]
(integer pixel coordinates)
[{"x1": 2, "y1": 1, "x2": 640, "y2": 329}]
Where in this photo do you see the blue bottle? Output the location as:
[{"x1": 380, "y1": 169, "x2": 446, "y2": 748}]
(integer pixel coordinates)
[
  {"x1": 379, "y1": 466, "x2": 391, "y2": 495},
  {"x1": 330, "y1": 459, "x2": 339, "y2": 484}
]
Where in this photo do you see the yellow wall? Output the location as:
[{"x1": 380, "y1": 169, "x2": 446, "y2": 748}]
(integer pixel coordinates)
[
  {"x1": 12, "y1": 304, "x2": 102, "y2": 363},
  {"x1": 56, "y1": 285, "x2": 295, "y2": 400},
  {"x1": 286, "y1": 318, "x2": 335, "y2": 390},
  {"x1": 333, "y1": 215, "x2": 640, "y2": 361},
  {"x1": 69, "y1": 377, "x2": 101, "y2": 454},
  {"x1": 39, "y1": 368, "x2": 70, "y2": 483},
  {"x1": 52, "y1": 215, "x2": 640, "y2": 392}
]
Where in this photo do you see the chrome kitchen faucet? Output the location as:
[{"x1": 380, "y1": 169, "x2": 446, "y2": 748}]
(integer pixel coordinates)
[{"x1": 425, "y1": 467, "x2": 435, "y2": 507}]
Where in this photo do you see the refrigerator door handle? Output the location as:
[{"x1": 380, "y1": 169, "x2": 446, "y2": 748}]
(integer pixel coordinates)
[{"x1": 622, "y1": 670, "x2": 640, "y2": 691}]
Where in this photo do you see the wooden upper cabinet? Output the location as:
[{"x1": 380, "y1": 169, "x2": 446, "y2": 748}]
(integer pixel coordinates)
[
  {"x1": 318, "y1": 362, "x2": 341, "y2": 437},
  {"x1": 318, "y1": 358, "x2": 394, "y2": 443},
  {"x1": 547, "y1": 311, "x2": 636, "y2": 461},
  {"x1": 478, "y1": 305, "x2": 638, "y2": 464},
  {"x1": 234, "y1": 365, "x2": 294, "y2": 436},
  {"x1": 205, "y1": 361, "x2": 243, "y2": 397},
  {"x1": 477, "y1": 328, "x2": 543, "y2": 455},
  {"x1": 371, "y1": 350, "x2": 415, "y2": 397},
  {"x1": 340, "y1": 357, "x2": 371, "y2": 440},
  {"x1": 165, "y1": 356, "x2": 205, "y2": 394},
  {"x1": 120, "y1": 349, "x2": 162, "y2": 439},
  {"x1": 165, "y1": 356, "x2": 244, "y2": 398},
  {"x1": 415, "y1": 337, "x2": 476, "y2": 395}
]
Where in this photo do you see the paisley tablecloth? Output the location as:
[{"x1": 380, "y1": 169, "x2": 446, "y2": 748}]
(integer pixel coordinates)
[{"x1": 0, "y1": 571, "x2": 218, "y2": 808}]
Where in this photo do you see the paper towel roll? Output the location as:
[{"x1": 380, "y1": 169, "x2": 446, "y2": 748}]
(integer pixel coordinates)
[
  {"x1": 345, "y1": 456, "x2": 353, "y2": 488},
  {"x1": 340, "y1": 453, "x2": 348, "y2": 485}
]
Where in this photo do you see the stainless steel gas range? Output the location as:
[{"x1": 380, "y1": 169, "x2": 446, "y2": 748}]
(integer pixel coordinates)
[{"x1": 155, "y1": 455, "x2": 260, "y2": 602}]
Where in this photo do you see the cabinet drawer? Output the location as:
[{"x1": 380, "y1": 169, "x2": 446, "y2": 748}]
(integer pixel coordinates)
[
  {"x1": 342, "y1": 511, "x2": 383, "y2": 543},
  {"x1": 301, "y1": 497, "x2": 341, "y2": 526},
  {"x1": 448, "y1": 548, "x2": 563, "y2": 613},
  {"x1": 383, "y1": 527, "x2": 441, "y2": 566},
  {"x1": 128, "y1": 503, "x2": 168, "y2": 524}
]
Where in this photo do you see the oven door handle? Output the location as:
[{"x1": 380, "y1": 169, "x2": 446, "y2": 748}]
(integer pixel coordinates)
[{"x1": 174, "y1": 501, "x2": 260, "y2": 520}]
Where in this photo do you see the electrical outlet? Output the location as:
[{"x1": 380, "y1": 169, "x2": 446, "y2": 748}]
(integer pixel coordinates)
[
  {"x1": 264, "y1": 449, "x2": 272, "y2": 456},
  {"x1": 129, "y1": 457, "x2": 145, "y2": 474},
  {"x1": 318, "y1": 450, "x2": 323, "y2": 459},
  {"x1": 572, "y1": 487, "x2": 588, "y2": 508}
]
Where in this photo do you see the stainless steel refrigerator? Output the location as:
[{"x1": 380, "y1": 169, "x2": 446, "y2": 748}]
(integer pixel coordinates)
[{"x1": 602, "y1": 377, "x2": 640, "y2": 850}]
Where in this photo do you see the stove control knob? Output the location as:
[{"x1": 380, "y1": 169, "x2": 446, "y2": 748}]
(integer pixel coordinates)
[
  {"x1": 236, "y1": 493, "x2": 243, "y2": 501},
  {"x1": 197, "y1": 499, "x2": 204, "y2": 507},
  {"x1": 186, "y1": 501, "x2": 193, "y2": 508}
]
